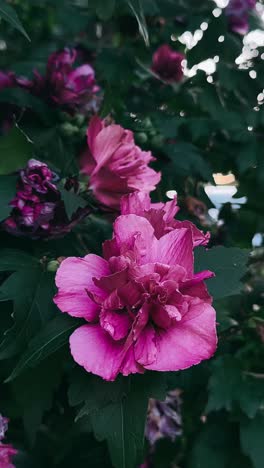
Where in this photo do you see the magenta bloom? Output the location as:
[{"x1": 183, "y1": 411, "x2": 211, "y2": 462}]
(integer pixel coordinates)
[
  {"x1": 120, "y1": 192, "x2": 210, "y2": 246},
  {"x1": 0, "y1": 415, "x2": 17, "y2": 468},
  {"x1": 151, "y1": 45, "x2": 185, "y2": 83},
  {"x1": 81, "y1": 116, "x2": 161, "y2": 210},
  {"x1": 17, "y1": 48, "x2": 100, "y2": 112},
  {"x1": 0, "y1": 72, "x2": 15, "y2": 90},
  {"x1": 226, "y1": 0, "x2": 256, "y2": 34},
  {"x1": 0, "y1": 445, "x2": 17, "y2": 468},
  {"x1": 3, "y1": 159, "x2": 88, "y2": 239},
  {"x1": 54, "y1": 208, "x2": 217, "y2": 381}
]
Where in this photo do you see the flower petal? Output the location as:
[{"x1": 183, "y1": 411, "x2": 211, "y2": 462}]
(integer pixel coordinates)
[
  {"x1": 113, "y1": 214, "x2": 157, "y2": 263},
  {"x1": 70, "y1": 324, "x2": 125, "y2": 380},
  {"x1": 145, "y1": 303, "x2": 217, "y2": 371},
  {"x1": 92, "y1": 124, "x2": 125, "y2": 173},
  {"x1": 54, "y1": 255, "x2": 110, "y2": 320},
  {"x1": 87, "y1": 115, "x2": 103, "y2": 155},
  {"x1": 154, "y1": 228, "x2": 193, "y2": 275},
  {"x1": 100, "y1": 309, "x2": 132, "y2": 340},
  {"x1": 134, "y1": 324, "x2": 157, "y2": 366}
]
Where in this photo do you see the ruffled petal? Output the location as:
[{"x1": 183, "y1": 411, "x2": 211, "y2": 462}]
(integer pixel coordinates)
[
  {"x1": 70, "y1": 324, "x2": 125, "y2": 381},
  {"x1": 113, "y1": 214, "x2": 157, "y2": 263},
  {"x1": 134, "y1": 324, "x2": 157, "y2": 366},
  {"x1": 54, "y1": 255, "x2": 110, "y2": 320},
  {"x1": 154, "y1": 228, "x2": 193, "y2": 276},
  {"x1": 145, "y1": 303, "x2": 217, "y2": 371},
  {"x1": 100, "y1": 309, "x2": 132, "y2": 340},
  {"x1": 92, "y1": 124, "x2": 125, "y2": 173}
]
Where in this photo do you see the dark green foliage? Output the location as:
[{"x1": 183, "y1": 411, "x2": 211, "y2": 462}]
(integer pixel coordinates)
[
  {"x1": 0, "y1": 0, "x2": 263, "y2": 467},
  {"x1": 0, "y1": 126, "x2": 32, "y2": 174}
]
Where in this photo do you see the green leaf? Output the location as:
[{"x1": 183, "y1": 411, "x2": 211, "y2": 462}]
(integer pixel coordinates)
[
  {"x1": 126, "y1": 0, "x2": 149, "y2": 46},
  {"x1": 7, "y1": 314, "x2": 80, "y2": 381},
  {"x1": 89, "y1": 373, "x2": 166, "y2": 468},
  {"x1": 0, "y1": 0, "x2": 30, "y2": 41},
  {"x1": 69, "y1": 367, "x2": 130, "y2": 416},
  {"x1": 0, "y1": 264, "x2": 56, "y2": 359},
  {"x1": 164, "y1": 142, "x2": 213, "y2": 181},
  {"x1": 93, "y1": 0, "x2": 116, "y2": 20},
  {"x1": 12, "y1": 353, "x2": 65, "y2": 444},
  {"x1": 236, "y1": 140, "x2": 257, "y2": 174},
  {"x1": 0, "y1": 175, "x2": 16, "y2": 221},
  {"x1": 69, "y1": 369, "x2": 166, "y2": 468},
  {"x1": 0, "y1": 249, "x2": 38, "y2": 271},
  {"x1": 188, "y1": 416, "x2": 249, "y2": 468},
  {"x1": 0, "y1": 126, "x2": 33, "y2": 175},
  {"x1": 59, "y1": 184, "x2": 87, "y2": 220},
  {"x1": 0, "y1": 88, "x2": 53, "y2": 124},
  {"x1": 206, "y1": 357, "x2": 264, "y2": 418},
  {"x1": 240, "y1": 412, "x2": 264, "y2": 468},
  {"x1": 195, "y1": 246, "x2": 249, "y2": 299}
]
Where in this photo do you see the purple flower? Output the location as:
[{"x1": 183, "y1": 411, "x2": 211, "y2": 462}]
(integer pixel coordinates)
[
  {"x1": 3, "y1": 159, "x2": 89, "y2": 239},
  {"x1": 151, "y1": 45, "x2": 185, "y2": 83},
  {"x1": 226, "y1": 0, "x2": 256, "y2": 34},
  {"x1": 17, "y1": 48, "x2": 100, "y2": 113},
  {"x1": 0, "y1": 416, "x2": 8, "y2": 442},
  {"x1": 0, "y1": 72, "x2": 15, "y2": 90},
  {"x1": 145, "y1": 390, "x2": 182, "y2": 446},
  {"x1": 0, "y1": 415, "x2": 17, "y2": 468}
]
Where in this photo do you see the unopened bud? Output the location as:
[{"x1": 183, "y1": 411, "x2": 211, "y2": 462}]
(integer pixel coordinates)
[
  {"x1": 151, "y1": 135, "x2": 163, "y2": 149},
  {"x1": 136, "y1": 132, "x2": 148, "y2": 144},
  {"x1": 74, "y1": 113, "x2": 85, "y2": 127},
  {"x1": 47, "y1": 260, "x2": 60, "y2": 272},
  {"x1": 60, "y1": 122, "x2": 79, "y2": 137}
]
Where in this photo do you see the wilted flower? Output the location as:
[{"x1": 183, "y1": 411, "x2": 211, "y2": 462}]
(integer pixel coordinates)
[
  {"x1": 17, "y1": 48, "x2": 100, "y2": 113},
  {"x1": 151, "y1": 45, "x2": 185, "y2": 83},
  {"x1": 54, "y1": 206, "x2": 217, "y2": 381},
  {"x1": 145, "y1": 390, "x2": 182, "y2": 446},
  {"x1": 3, "y1": 159, "x2": 89, "y2": 239},
  {"x1": 0, "y1": 415, "x2": 17, "y2": 468},
  {"x1": 81, "y1": 116, "x2": 161, "y2": 211},
  {"x1": 225, "y1": 0, "x2": 256, "y2": 34}
]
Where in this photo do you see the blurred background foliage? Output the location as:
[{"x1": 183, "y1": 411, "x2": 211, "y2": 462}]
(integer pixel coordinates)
[{"x1": 0, "y1": 0, "x2": 263, "y2": 467}]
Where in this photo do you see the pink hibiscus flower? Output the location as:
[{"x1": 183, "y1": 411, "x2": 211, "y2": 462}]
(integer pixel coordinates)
[
  {"x1": 54, "y1": 205, "x2": 217, "y2": 381},
  {"x1": 81, "y1": 116, "x2": 161, "y2": 210}
]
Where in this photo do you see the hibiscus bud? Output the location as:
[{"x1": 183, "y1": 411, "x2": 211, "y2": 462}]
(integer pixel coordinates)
[
  {"x1": 74, "y1": 113, "x2": 86, "y2": 127},
  {"x1": 136, "y1": 132, "x2": 148, "y2": 145},
  {"x1": 47, "y1": 260, "x2": 60, "y2": 272},
  {"x1": 151, "y1": 45, "x2": 185, "y2": 83},
  {"x1": 3, "y1": 159, "x2": 89, "y2": 239},
  {"x1": 60, "y1": 122, "x2": 79, "y2": 137},
  {"x1": 150, "y1": 135, "x2": 163, "y2": 149}
]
